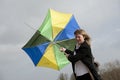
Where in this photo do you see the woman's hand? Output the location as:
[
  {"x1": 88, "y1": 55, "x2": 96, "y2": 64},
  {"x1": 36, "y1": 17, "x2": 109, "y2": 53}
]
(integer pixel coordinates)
[
  {"x1": 60, "y1": 47, "x2": 66, "y2": 52},
  {"x1": 60, "y1": 47, "x2": 69, "y2": 58}
]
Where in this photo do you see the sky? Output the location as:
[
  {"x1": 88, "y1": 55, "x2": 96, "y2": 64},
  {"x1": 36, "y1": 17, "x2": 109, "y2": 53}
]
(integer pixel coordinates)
[{"x1": 0, "y1": 0, "x2": 120, "y2": 80}]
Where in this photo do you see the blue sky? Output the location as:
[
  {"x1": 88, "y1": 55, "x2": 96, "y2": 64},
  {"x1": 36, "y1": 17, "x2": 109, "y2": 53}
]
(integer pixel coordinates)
[{"x1": 0, "y1": 0, "x2": 120, "y2": 80}]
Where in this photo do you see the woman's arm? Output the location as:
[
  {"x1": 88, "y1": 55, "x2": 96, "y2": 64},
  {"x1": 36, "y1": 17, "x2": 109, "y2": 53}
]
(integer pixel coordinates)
[
  {"x1": 67, "y1": 46, "x2": 91, "y2": 63},
  {"x1": 65, "y1": 49, "x2": 74, "y2": 55},
  {"x1": 60, "y1": 47, "x2": 74, "y2": 55}
]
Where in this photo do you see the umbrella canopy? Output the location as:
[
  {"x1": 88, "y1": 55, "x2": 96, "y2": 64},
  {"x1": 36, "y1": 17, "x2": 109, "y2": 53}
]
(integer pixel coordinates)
[{"x1": 22, "y1": 9, "x2": 80, "y2": 70}]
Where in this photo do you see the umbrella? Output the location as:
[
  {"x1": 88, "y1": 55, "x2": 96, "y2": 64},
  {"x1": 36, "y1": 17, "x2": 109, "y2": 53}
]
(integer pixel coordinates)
[{"x1": 22, "y1": 9, "x2": 80, "y2": 70}]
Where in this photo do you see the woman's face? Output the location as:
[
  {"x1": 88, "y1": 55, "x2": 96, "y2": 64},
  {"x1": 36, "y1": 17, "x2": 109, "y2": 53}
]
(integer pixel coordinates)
[{"x1": 75, "y1": 34, "x2": 85, "y2": 44}]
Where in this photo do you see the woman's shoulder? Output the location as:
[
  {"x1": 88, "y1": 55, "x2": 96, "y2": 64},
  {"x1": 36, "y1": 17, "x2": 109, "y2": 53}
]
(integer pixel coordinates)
[{"x1": 81, "y1": 41, "x2": 90, "y2": 48}]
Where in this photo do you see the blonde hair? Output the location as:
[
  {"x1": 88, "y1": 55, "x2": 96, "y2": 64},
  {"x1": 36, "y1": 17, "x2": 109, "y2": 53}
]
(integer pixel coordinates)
[{"x1": 74, "y1": 29, "x2": 91, "y2": 46}]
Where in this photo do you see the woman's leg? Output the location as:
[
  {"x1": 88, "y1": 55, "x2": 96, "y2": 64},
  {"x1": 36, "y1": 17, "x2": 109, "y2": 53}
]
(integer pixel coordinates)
[{"x1": 76, "y1": 73, "x2": 92, "y2": 80}]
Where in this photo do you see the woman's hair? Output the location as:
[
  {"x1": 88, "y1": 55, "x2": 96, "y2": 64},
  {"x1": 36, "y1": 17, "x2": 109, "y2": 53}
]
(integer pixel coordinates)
[{"x1": 74, "y1": 29, "x2": 91, "y2": 46}]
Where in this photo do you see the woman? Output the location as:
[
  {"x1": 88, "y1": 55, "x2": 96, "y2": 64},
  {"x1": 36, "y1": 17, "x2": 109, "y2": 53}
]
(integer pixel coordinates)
[{"x1": 60, "y1": 29, "x2": 102, "y2": 80}]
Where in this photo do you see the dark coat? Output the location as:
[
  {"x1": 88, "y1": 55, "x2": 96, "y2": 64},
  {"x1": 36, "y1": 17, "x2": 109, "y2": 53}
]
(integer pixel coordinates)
[{"x1": 65, "y1": 41, "x2": 102, "y2": 80}]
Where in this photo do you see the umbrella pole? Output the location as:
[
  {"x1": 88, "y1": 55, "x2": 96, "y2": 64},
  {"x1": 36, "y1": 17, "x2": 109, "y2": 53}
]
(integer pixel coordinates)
[{"x1": 24, "y1": 22, "x2": 37, "y2": 31}]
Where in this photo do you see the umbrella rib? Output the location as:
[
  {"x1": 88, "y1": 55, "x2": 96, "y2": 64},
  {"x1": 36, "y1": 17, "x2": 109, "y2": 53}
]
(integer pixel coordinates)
[{"x1": 55, "y1": 38, "x2": 75, "y2": 43}]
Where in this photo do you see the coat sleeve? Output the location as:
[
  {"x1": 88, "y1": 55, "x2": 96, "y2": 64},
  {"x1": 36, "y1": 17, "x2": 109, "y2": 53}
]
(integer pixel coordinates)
[
  {"x1": 67, "y1": 46, "x2": 91, "y2": 63},
  {"x1": 65, "y1": 49, "x2": 74, "y2": 55}
]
